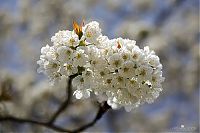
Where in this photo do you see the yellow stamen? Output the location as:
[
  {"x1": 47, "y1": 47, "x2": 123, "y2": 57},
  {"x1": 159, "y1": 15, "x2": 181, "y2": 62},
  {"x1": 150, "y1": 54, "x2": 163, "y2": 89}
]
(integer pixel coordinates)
[
  {"x1": 86, "y1": 31, "x2": 92, "y2": 38},
  {"x1": 69, "y1": 38, "x2": 75, "y2": 44}
]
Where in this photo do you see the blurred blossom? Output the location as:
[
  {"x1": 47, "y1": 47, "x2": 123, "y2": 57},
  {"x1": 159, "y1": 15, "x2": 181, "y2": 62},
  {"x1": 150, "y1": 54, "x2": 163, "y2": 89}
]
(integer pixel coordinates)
[
  {"x1": 145, "y1": 34, "x2": 168, "y2": 52},
  {"x1": 131, "y1": 0, "x2": 155, "y2": 11},
  {"x1": 116, "y1": 20, "x2": 154, "y2": 42},
  {"x1": 105, "y1": 0, "x2": 123, "y2": 11}
]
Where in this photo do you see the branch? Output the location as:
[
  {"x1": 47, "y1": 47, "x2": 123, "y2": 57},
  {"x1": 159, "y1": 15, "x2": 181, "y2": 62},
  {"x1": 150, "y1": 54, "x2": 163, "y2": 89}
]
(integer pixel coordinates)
[
  {"x1": 0, "y1": 74, "x2": 79, "y2": 132},
  {"x1": 0, "y1": 102, "x2": 111, "y2": 133},
  {"x1": 48, "y1": 74, "x2": 79, "y2": 124},
  {"x1": 0, "y1": 116, "x2": 72, "y2": 132},
  {"x1": 0, "y1": 74, "x2": 111, "y2": 132},
  {"x1": 72, "y1": 102, "x2": 111, "y2": 133}
]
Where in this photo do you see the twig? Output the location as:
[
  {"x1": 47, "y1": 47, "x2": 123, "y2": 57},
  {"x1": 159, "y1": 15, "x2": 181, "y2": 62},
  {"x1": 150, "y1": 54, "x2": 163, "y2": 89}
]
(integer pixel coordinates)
[
  {"x1": 0, "y1": 74, "x2": 79, "y2": 132},
  {"x1": 0, "y1": 73, "x2": 111, "y2": 132},
  {"x1": 0, "y1": 116, "x2": 72, "y2": 132},
  {"x1": 48, "y1": 74, "x2": 78, "y2": 124},
  {"x1": 72, "y1": 102, "x2": 111, "y2": 133},
  {"x1": 0, "y1": 102, "x2": 111, "y2": 133}
]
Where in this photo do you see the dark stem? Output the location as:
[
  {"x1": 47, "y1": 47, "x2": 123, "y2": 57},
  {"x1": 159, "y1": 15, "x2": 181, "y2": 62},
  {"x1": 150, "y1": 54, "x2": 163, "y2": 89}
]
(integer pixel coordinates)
[
  {"x1": 72, "y1": 102, "x2": 111, "y2": 133},
  {"x1": 48, "y1": 74, "x2": 79, "y2": 124},
  {"x1": 0, "y1": 116, "x2": 72, "y2": 132},
  {"x1": 0, "y1": 102, "x2": 111, "y2": 133},
  {"x1": 0, "y1": 74, "x2": 111, "y2": 132}
]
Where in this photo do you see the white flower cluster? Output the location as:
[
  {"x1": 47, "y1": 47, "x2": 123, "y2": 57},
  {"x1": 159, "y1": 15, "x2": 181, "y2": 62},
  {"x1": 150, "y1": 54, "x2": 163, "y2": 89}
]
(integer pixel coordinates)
[{"x1": 37, "y1": 21, "x2": 165, "y2": 112}]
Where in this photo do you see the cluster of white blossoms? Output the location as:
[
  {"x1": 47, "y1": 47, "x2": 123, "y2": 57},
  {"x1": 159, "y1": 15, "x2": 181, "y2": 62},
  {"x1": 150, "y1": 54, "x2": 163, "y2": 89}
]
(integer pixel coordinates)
[{"x1": 37, "y1": 21, "x2": 165, "y2": 112}]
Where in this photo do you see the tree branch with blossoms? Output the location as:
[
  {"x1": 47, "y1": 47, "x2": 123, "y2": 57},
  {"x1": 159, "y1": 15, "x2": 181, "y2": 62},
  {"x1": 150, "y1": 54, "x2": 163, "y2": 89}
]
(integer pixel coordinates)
[
  {"x1": 0, "y1": 20, "x2": 165, "y2": 132},
  {"x1": 0, "y1": 0, "x2": 191, "y2": 131}
]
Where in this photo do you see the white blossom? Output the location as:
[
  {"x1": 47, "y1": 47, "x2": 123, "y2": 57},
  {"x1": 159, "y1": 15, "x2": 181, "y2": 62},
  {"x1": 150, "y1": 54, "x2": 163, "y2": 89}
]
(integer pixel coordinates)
[
  {"x1": 135, "y1": 65, "x2": 153, "y2": 81},
  {"x1": 73, "y1": 49, "x2": 88, "y2": 67},
  {"x1": 51, "y1": 30, "x2": 79, "y2": 47},
  {"x1": 57, "y1": 46, "x2": 74, "y2": 63},
  {"x1": 83, "y1": 21, "x2": 102, "y2": 44},
  {"x1": 118, "y1": 61, "x2": 136, "y2": 78},
  {"x1": 37, "y1": 21, "x2": 165, "y2": 112},
  {"x1": 108, "y1": 53, "x2": 123, "y2": 71},
  {"x1": 60, "y1": 63, "x2": 78, "y2": 76}
]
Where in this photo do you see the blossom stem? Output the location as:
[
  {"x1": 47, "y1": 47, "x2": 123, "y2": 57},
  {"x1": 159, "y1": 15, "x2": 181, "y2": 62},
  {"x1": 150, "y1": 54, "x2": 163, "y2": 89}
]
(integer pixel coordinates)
[{"x1": 48, "y1": 73, "x2": 79, "y2": 124}]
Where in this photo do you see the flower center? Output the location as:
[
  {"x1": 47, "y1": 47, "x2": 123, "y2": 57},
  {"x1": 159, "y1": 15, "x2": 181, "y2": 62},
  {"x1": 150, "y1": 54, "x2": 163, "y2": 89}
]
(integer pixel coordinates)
[
  {"x1": 86, "y1": 32, "x2": 92, "y2": 38},
  {"x1": 114, "y1": 60, "x2": 120, "y2": 67},
  {"x1": 123, "y1": 67, "x2": 129, "y2": 72},
  {"x1": 69, "y1": 38, "x2": 75, "y2": 44},
  {"x1": 76, "y1": 53, "x2": 81, "y2": 59},
  {"x1": 122, "y1": 55, "x2": 128, "y2": 60},
  {"x1": 52, "y1": 63, "x2": 58, "y2": 68},
  {"x1": 100, "y1": 71, "x2": 105, "y2": 76},
  {"x1": 92, "y1": 60, "x2": 97, "y2": 65},
  {"x1": 140, "y1": 69, "x2": 146, "y2": 76},
  {"x1": 132, "y1": 54, "x2": 138, "y2": 59},
  {"x1": 66, "y1": 64, "x2": 72, "y2": 70},
  {"x1": 152, "y1": 76, "x2": 156, "y2": 82},
  {"x1": 106, "y1": 79, "x2": 112, "y2": 84},
  {"x1": 80, "y1": 78, "x2": 84, "y2": 83},
  {"x1": 117, "y1": 76, "x2": 123, "y2": 82},
  {"x1": 66, "y1": 50, "x2": 72, "y2": 55},
  {"x1": 130, "y1": 79, "x2": 136, "y2": 85}
]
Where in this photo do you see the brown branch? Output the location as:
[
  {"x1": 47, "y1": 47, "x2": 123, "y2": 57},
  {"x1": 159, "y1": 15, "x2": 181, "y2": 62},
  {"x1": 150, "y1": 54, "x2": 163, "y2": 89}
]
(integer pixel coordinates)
[
  {"x1": 72, "y1": 102, "x2": 111, "y2": 133},
  {"x1": 0, "y1": 74, "x2": 78, "y2": 132},
  {"x1": 48, "y1": 74, "x2": 78, "y2": 124},
  {"x1": 0, "y1": 116, "x2": 72, "y2": 132},
  {"x1": 0, "y1": 102, "x2": 111, "y2": 133},
  {"x1": 0, "y1": 74, "x2": 111, "y2": 132}
]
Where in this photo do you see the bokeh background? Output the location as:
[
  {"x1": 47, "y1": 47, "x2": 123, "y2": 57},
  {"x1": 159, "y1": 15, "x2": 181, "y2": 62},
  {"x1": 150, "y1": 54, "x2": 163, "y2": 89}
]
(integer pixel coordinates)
[{"x1": 0, "y1": 0, "x2": 199, "y2": 132}]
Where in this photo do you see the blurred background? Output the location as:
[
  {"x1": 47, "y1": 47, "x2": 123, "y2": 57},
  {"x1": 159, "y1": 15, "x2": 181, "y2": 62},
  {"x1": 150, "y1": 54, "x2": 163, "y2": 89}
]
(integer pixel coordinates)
[{"x1": 0, "y1": 0, "x2": 199, "y2": 132}]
